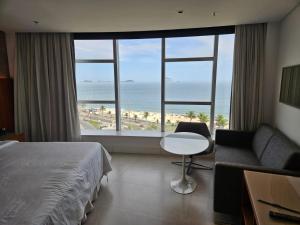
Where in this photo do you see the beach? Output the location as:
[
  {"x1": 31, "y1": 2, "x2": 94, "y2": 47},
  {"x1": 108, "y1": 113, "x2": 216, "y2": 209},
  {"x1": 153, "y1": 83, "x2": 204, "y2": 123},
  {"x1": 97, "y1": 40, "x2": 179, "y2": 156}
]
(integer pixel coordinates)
[
  {"x1": 78, "y1": 105, "x2": 229, "y2": 131},
  {"x1": 77, "y1": 81, "x2": 231, "y2": 131}
]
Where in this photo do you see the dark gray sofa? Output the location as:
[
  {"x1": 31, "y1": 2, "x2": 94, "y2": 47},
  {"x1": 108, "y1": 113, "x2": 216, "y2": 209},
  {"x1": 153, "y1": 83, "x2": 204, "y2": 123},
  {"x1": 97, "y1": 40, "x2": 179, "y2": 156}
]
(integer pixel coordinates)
[{"x1": 213, "y1": 124, "x2": 300, "y2": 221}]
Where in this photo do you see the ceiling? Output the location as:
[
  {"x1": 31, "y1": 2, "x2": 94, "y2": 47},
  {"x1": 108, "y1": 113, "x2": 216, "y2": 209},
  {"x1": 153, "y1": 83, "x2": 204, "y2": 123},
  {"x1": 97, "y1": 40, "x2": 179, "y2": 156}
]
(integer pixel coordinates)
[{"x1": 0, "y1": 0, "x2": 299, "y2": 32}]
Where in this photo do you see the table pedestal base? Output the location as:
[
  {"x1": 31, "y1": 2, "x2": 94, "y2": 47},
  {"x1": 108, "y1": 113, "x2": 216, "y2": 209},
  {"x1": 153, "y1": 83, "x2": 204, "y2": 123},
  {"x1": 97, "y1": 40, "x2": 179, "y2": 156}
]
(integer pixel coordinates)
[
  {"x1": 170, "y1": 155, "x2": 197, "y2": 194},
  {"x1": 170, "y1": 175, "x2": 197, "y2": 194}
]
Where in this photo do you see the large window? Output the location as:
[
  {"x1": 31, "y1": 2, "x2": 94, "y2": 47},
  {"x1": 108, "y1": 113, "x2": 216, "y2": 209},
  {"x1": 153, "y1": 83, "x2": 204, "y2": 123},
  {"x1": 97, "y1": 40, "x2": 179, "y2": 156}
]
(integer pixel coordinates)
[
  {"x1": 119, "y1": 39, "x2": 161, "y2": 131},
  {"x1": 75, "y1": 40, "x2": 118, "y2": 130},
  {"x1": 74, "y1": 34, "x2": 234, "y2": 133},
  {"x1": 215, "y1": 34, "x2": 235, "y2": 129}
]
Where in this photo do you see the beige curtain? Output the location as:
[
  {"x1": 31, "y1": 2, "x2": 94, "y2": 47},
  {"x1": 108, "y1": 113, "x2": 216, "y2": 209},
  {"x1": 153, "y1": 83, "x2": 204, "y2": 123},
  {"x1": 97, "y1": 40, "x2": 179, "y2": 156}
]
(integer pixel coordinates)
[
  {"x1": 230, "y1": 23, "x2": 267, "y2": 131},
  {"x1": 15, "y1": 33, "x2": 81, "y2": 141}
]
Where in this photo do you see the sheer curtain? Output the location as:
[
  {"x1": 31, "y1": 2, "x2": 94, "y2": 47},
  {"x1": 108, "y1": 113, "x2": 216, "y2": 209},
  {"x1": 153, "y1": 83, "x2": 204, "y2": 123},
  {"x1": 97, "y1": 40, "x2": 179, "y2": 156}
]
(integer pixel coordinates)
[
  {"x1": 230, "y1": 23, "x2": 267, "y2": 131},
  {"x1": 15, "y1": 33, "x2": 80, "y2": 141}
]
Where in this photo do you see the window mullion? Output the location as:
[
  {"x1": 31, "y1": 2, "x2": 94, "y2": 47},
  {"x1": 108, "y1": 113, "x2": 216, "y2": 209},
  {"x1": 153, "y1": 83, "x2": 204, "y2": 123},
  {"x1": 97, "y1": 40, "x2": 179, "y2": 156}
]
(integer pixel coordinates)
[
  {"x1": 165, "y1": 57, "x2": 214, "y2": 62},
  {"x1": 161, "y1": 38, "x2": 166, "y2": 132},
  {"x1": 210, "y1": 35, "x2": 219, "y2": 133},
  {"x1": 76, "y1": 59, "x2": 114, "y2": 63},
  {"x1": 113, "y1": 39, "x2": 121, "y2": 131},
  {"x1": 78, "y1": 100, "x2": 115, "y2": 104},
  {"x1": 164, "y1": 101, "x2": 212, "y2": 105}
]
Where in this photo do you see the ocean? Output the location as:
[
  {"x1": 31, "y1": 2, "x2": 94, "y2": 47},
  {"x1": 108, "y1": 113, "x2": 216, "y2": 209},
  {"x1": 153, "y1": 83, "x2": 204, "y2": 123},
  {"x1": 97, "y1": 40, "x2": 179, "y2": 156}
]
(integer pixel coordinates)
[{"x1": 77, "y1": 81, "x2": 232, "y2": 117}]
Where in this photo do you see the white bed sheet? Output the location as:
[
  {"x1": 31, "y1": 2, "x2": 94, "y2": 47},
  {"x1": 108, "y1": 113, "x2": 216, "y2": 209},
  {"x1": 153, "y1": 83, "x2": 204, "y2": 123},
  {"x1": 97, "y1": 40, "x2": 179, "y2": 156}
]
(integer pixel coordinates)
[{"x1": 0, "y1": 142, "x2": 112, "y2": 225}]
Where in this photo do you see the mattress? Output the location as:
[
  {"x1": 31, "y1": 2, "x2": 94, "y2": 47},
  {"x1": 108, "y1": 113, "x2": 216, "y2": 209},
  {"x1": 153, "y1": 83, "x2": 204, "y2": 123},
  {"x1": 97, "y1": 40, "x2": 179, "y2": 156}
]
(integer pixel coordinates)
[{"x1": 0, "y1": 141, "x2": 112, "y2": 225}]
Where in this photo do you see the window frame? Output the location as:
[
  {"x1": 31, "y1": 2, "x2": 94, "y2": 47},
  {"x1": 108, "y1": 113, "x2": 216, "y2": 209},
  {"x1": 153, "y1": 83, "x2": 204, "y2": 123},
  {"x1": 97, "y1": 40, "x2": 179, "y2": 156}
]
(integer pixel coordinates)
[
  {"x1": 74, "y1": 26, "x2": 234, "y2": 133},
  {"x1": 161, "y1": 36, "x2": 219, "y2": 132},
  {"x1": 76, "y1": 40, "x2": 121, "y2": 130}
]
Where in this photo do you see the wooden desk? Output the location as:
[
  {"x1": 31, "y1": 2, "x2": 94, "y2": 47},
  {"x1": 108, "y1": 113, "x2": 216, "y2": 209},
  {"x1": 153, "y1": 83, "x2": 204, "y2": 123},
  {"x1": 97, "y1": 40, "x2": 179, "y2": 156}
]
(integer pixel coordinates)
[
  {"x1": 243, "y1": 171, "x2": 300, "y2": 225},
  {"x1": 0, "y1": 133, "x2": 25, "y2": 141}
]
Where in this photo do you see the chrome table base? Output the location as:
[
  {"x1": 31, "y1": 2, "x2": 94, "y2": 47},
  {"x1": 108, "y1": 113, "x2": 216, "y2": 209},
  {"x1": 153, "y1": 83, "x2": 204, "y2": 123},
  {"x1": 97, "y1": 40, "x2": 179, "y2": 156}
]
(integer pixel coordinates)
[
  {"x1": 170, "y1": 175, "x2": 197, "y2": 194},
  {"x1": 170, "y1": 155, "x2": 197, "y2": 194}
]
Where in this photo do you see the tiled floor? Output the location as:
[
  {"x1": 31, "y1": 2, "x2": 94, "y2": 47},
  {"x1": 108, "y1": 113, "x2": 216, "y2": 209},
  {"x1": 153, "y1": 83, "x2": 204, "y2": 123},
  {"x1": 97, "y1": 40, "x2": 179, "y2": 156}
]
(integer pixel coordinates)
[{"x1": 85, "y1": 153, "x2": 216, "y2": 225}]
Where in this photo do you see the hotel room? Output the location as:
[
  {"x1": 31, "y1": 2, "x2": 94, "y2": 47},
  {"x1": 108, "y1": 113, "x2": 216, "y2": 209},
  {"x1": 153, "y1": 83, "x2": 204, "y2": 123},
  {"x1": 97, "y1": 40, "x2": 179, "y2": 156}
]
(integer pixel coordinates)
[{"x1": 0, "y1": 0, "x2": 300, "y2": 224}]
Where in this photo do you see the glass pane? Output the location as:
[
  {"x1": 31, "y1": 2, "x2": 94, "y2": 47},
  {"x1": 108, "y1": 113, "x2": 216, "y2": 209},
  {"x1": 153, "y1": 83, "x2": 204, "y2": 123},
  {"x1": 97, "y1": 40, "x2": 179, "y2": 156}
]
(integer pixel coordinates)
[
  {"x1": 76, "y1": 63, "x2": 115, "y2": 101},
  {"x1": 119, "y1": 39, "x2": 161, "y2": 131},
  {"x1": 78, "y1": 103, "x2": 116, "y2": 130},
  {"x1": 165, "y1": 105, "x2": 211, "y2": 132},
  {"x1": 74, "y1": 40, "x2": 113, "y2": 59},
  {"x1": 215, "y1": 34, "x2": 235, "y2": 130},
  {"x1": 166, "y1": 36, "x2": 214, "y2": 58},
  {"x1": 165, "y1": 61, "x2": 212, "y2": 101}
]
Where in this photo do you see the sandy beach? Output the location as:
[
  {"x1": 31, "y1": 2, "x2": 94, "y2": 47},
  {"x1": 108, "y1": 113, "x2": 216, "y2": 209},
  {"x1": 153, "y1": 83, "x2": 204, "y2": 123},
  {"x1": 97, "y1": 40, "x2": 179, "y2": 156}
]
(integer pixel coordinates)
[{"x1": 78, "y1": 105, "x2": 229, "y2": 131}]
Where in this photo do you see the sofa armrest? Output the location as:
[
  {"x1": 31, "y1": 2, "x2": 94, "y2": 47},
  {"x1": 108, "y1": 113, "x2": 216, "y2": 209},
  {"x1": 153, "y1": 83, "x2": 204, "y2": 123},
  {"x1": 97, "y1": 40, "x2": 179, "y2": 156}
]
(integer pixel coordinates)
[
  {"x1": 215, "y1": 129, "x2": 255, "y2": 148},
  {"x1": 213, "y1": 162, "x2": 300, "y2": 216}
]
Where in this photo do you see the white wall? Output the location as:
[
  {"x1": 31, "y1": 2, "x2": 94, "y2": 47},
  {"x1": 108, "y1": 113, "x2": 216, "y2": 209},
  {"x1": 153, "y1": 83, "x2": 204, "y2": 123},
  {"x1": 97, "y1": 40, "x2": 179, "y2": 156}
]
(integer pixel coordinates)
[{"x1": 274, "y1": 5, "x2": 300, "y2": 145}]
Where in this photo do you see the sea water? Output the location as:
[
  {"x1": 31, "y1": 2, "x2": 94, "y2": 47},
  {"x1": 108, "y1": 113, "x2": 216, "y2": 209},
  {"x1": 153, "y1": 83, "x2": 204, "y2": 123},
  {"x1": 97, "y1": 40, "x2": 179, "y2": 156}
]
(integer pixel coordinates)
[{"x1": 77, "y1": 81, "x2": 231, "y2": 117}]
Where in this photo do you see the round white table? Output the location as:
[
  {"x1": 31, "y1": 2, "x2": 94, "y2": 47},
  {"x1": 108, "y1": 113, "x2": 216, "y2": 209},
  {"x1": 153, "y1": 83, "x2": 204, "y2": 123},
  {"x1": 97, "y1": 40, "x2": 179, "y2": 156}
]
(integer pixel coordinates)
[{"x1": 160, "y1": 132, "x2": 209, "y2": 194}]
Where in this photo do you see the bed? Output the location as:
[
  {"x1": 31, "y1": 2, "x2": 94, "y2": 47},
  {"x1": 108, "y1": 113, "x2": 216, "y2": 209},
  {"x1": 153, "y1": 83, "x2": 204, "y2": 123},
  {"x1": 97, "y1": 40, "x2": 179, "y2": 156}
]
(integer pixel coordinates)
[{"x1": 0, "y1": 141, "x2": 112, "y2": 225}]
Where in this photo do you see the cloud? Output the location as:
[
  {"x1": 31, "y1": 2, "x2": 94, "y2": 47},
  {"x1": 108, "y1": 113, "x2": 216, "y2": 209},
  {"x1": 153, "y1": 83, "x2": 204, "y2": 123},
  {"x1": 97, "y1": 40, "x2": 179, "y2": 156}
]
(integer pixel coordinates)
[
  {"x1": 74, "y1": 40, "x2": 113, "y2": 59},
  {"x1": 74, "y1": 35, "x2": 235, "y2": 63},
  {"x1": 165, "y1": 35, "x2": 235, "y2": 59},
  {"x1": 218, "y1": 34, "x2": 235, "y2": 58},
  {"x1": 119, "y1": 40, "x2": 161, "y2": 62},
  {"x1": 165, "y1": 36, "x2": 214, "y2": 58}
]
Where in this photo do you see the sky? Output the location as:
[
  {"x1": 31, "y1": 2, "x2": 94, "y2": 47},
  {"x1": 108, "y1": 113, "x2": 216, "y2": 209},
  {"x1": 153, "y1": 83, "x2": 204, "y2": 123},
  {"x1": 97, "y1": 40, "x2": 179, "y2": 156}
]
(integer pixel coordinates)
[{"x1": 75, "y1": 34, "x2": 235, "y2": 83}]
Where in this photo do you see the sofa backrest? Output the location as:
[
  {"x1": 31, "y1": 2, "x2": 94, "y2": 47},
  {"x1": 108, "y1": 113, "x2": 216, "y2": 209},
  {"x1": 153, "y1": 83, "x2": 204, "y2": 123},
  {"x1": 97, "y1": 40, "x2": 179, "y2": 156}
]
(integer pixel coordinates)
[
  {"x1": 252, "y1": 124, "x2": 275, "y2": 159},
  {"x1": 260, "y1": 131, "x2": 300, "y2": 170}
]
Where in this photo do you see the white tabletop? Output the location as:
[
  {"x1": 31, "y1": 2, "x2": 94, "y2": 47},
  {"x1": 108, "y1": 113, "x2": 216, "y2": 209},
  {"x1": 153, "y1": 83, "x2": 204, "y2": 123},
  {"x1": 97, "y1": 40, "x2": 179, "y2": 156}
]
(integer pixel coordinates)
[{"x1": 160, "y1": 132, "x2": 209, "y2": 155}]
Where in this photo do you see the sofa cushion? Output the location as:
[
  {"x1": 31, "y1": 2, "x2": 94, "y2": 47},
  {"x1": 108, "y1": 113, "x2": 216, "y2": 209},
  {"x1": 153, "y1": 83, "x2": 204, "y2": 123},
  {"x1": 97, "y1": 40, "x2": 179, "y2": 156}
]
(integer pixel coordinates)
[
  {"x1": 260, "y1": 131, "x2": 300, "y2": 170},
  {"x1": 252, "y1": 124, "x2": 275, "y2": 159},
  {"x1": 215, "y1": 145, "x2": 260, "y2": 166}
]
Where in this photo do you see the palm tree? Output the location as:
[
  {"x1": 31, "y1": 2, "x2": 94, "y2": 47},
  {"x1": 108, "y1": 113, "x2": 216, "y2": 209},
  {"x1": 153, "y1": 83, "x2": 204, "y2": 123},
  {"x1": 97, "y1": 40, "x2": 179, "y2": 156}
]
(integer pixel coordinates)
[
  {"x1": 198, "y1": 112, "x2": 209, "y2": 123},
  {"x1": 216, "y1": 114, "x2": 228, "y2": 128},
  {"x1": 128, "y1": 110, "x2": 132, "y2": 119},
  {"x1": 144, "y1": 112, "x2": 149, "y2": 120},
  {"x1": 100, "y1": 105, "x2": 106, "y2": 116},
  {"x1": 124, "y1": 112, "x2": 129, "y2": 119},
  {"x1": 186, "y1": 111, "x2": 196, "y2": 122},
  {"x1": 134, "y1": 114, "x2": 138, "y2": 121}
]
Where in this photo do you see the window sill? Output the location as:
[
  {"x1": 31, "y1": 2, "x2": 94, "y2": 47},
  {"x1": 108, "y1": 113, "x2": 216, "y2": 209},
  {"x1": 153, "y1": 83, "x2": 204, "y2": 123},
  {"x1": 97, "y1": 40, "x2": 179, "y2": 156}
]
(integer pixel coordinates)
[{"x1": 81, "y1": 130, "x2": 171, "y2": 138}]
